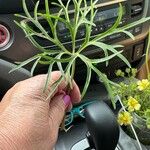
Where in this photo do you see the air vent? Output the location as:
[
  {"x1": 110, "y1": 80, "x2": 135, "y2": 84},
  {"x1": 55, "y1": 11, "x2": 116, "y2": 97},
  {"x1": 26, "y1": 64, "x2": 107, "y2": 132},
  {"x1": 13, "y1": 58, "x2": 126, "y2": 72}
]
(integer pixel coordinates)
[{"x1": 0, "y1": 24, "x2": 10, "y2": 49}]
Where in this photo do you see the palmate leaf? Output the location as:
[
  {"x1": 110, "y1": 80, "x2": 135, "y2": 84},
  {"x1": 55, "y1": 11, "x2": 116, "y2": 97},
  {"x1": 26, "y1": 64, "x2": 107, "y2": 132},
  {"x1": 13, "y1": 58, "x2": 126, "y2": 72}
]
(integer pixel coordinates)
[{"x1": 14, "y1": 0, "x2": 150, "y2": 116}]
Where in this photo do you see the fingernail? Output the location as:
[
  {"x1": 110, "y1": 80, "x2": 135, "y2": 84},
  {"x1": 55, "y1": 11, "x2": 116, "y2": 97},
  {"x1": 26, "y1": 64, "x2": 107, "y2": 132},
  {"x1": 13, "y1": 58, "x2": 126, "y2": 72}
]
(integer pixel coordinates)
[{"x1": 63, "y1": 95, "x2": 71, "y2": 107}]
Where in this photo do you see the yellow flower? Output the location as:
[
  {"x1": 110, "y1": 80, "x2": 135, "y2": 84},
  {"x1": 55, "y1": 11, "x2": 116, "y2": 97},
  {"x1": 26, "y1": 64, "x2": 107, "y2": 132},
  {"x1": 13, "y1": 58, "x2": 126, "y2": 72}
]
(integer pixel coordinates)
[
  {"x1": 127, "y1": 96, "x2": 141, "y2": 112},
  {"x1": 137, "y1": 79, "x2": 150, "y2": 91},
  {"x1": 118, "y1": 112, "x2": 133, "y2": 126}
]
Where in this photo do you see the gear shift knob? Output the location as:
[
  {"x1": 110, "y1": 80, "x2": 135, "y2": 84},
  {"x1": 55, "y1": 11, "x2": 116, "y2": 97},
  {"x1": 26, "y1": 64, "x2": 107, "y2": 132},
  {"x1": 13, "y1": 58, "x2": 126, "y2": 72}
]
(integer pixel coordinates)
[{"x1": 85, "y1": 101, "x2": 120, "y2": 150}]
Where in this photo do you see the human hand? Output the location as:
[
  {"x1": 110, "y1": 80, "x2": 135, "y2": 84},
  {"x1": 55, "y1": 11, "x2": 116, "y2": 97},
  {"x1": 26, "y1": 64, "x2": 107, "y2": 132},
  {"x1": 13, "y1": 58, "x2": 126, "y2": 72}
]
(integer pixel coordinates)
[{"x1": 0, "y1": 71, "x2": 81, "y2": 150}]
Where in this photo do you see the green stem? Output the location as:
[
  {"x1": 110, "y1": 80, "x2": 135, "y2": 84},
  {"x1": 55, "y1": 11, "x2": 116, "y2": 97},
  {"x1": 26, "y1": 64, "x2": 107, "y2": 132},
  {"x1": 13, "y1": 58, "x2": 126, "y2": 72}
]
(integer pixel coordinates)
[{"x1": 145, "y1": 28, "x2": 150, "y2": 77}]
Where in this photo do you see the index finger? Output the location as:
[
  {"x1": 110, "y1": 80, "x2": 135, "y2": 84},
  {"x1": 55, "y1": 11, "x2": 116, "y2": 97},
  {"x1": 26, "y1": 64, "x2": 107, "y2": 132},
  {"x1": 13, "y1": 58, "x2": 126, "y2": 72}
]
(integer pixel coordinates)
[
  {"x1": 49, "y1": 71, "x2": 81, "y2": 103},
  {"x1": 16, "y1": 71, "x2": 81, "y2": 104}
]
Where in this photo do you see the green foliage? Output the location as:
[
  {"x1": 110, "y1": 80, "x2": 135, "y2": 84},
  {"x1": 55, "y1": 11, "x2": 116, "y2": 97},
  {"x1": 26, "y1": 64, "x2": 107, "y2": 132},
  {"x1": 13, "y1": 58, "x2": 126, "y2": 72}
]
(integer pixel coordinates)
[
  {"x1": 114, "y1": 68, "x2": 150, "y2": 129},
  {"x1": 145, "y1": 109, "x2": 150, "y2": 128},
  {"x1": 11, "y1": 0, "x2": 150, "y2": 107}
]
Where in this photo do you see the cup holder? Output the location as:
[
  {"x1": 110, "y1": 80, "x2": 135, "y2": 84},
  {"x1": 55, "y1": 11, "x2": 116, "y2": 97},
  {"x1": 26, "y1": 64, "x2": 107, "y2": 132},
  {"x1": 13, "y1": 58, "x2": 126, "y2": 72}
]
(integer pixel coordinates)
[{"x1": 0, "y1": 59, "x2": 30, "y2": 100}]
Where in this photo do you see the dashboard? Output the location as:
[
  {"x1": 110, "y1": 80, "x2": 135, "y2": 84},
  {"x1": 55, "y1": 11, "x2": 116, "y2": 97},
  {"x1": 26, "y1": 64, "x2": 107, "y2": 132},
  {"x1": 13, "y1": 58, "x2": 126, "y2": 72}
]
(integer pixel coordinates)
[{"x1": 0, "y1": 0, "x2": 149, "y2": 83}]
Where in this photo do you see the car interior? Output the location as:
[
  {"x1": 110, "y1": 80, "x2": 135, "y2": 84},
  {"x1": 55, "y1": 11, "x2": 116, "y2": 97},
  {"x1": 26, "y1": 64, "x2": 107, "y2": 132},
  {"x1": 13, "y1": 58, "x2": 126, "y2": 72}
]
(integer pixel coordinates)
[{"x1": 0, "y1": 0, "x2": 150, "y2": 150}]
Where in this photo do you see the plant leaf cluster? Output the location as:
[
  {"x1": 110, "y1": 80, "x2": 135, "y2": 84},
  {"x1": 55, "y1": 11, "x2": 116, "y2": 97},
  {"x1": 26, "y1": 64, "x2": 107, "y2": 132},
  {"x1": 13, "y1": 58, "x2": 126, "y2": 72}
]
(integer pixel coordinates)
[
  {"x1": 11, "y1": 0, "x2": 150, "y2": 108},
  {"x1": 114, "y1": 68, "x2": 150, "y2": 128}
]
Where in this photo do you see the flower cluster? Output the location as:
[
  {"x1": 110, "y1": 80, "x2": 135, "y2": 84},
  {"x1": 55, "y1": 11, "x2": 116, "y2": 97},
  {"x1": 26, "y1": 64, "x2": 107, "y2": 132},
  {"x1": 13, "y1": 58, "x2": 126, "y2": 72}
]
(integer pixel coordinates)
[
  {"x1": 137, "y1": 79, "x2": 150, "y2": 91},
  {"x1": 118, "y1": 111, "x2": 133, "y2": 126},
  {"x1": 113, "y1": 68, "x2": 150, "y2": 128}
]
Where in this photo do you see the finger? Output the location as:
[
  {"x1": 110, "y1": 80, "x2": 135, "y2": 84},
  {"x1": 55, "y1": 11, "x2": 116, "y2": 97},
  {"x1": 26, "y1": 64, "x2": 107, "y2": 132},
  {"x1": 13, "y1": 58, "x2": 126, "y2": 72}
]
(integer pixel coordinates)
[
  {"x1": 14, "y1": 71, "x2": 81, "y2": 103},
  {"x1": 49, "y1": 94, "x2": 71, "y2": 128},
  {"x1": 70, "y1": 80, "x2": 81, "y2": 104},
  {"x1": 47, "y1": 71, "x2": 81, "y2": 103}
]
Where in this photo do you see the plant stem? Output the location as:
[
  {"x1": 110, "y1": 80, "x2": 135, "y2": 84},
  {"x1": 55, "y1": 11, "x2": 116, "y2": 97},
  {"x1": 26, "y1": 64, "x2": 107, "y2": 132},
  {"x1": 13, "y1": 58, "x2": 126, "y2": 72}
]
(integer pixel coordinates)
[
  {"x1": 117, "y1": 96, "x2": 143, "y2": 150},
  {"x1": 145, "y1": 28, "x2": 150, "y2": 77}
]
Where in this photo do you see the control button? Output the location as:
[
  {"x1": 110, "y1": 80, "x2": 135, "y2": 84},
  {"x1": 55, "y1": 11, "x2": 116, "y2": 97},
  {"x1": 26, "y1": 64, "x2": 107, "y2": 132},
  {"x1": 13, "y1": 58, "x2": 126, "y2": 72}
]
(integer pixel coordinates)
[
  {"x1": 134, "y1": 26, "x2": 142, "y2": 35},
  {"x1": 64, "y1": 34, "x2": 71, "y2": 40},
  {"x1": 108, "y1": 33, "x2": 122, "y2": 41},
  {"x1": 105, "y1": 22, "x2": 114, "y2": 29},
  {"x1": 119, "y1": 18, "x2": 127, "y2": 26},
  {"x1": 98, "y1": 25, "x2": 104, "y2": 33},
  {"x1": 0, "y1": 24, "x2": 10, "y2": 48},
  {"x1": 133, "y1": 43, "x2": 144, "y2": 60},
  {"x1": 131, "y1": 5, "x2": 143, "y2": 16},
  {"x1": 91, "y1": 26, "x2": 99, "y2": 35},
  {"x1": 92, "y1": 27, "x2": 98, "y2": 33}
]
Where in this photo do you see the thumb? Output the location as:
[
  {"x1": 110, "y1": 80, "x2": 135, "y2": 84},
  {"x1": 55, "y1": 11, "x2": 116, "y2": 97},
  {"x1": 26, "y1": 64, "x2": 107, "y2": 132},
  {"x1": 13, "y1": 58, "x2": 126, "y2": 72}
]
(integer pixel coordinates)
[{"x1": 49, "y1": 94, "x2": 71, "y2": 128}]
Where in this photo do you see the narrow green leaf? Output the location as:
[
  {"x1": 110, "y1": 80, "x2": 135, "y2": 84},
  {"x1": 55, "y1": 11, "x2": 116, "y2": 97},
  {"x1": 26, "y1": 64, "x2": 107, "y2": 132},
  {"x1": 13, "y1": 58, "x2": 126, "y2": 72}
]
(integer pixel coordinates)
[
  {"x1": 91, "y1": 42, "x2": 131, "y2": 68},
  {"x1": 119, "y1": 17, "x2": 150, "y2": 31},
  {"x1": 14, "y1": 14, "x2": 28, "y2": 19},
  {"x1": 9, "y1": 55, "x2": 39, "y2": 73},
  {"x1": 90, "y1": 65, "x2": 116, "y2": 108},
  {"x1": 107, "y1": 46, "x2": 131, "y2": 68},
  {"x1": 45, "y1": 0, "x2": 55, "y2": 36},
  {"x1": 14, "y1": 20, "x2": 25, "y2": 30},
  {"x1": 46, "y1": 75, "x2": 64, "y2": 101},
  {"x1": 45, "y1": 0, "x2": 50, "y2": 14},
  {"x1": 34, "y1": 1, "x2": 40, "y2": 20},
  {"x1": 30, "y1": 57, "x2": 41, "y2": 76},
  {"x1": 81, "y1": 65, "x2": 92, "y2": 98},
  {"x1": 51, "y1": 2, "x2": 62, "y2": 8},
  {"x1": 56, "y1": 53, "x2": 65, "y2": 77},
  {"x1": 122, "y1": 30, "x2": 135, "y2": 40},
  {"x1": 113, "y1": 45, "x2": 124, "y2": 48},
  {"x1": 103, "y1": 48, "x2": 109, "y2": 66},
  {"x1": 44, "y1": 62, "x2": 55, "y2": 91},
  {"x1": 92, "y1": 3, "x2": 123, "y2": 42},
  {"x1": 91, "y1": 51, "x2": 123, "y2": 64},
  {"x1": 22, "y1": 0, "x2": 32, "y2": 18}
]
